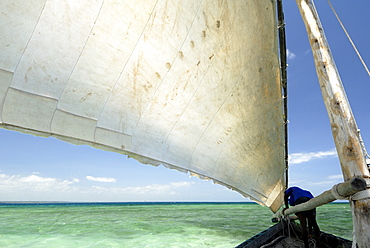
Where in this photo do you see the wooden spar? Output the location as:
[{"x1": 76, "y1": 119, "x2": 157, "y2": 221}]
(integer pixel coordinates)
[
  {"x1": 282, "y1": 177, "x2": 366, "y2": 216},
  {"x1": 296, "y1": 0, "x2": 370, "y2": 246}
]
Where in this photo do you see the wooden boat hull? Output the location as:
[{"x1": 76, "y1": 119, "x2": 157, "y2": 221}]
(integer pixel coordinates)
[{"x1": 236, "y1": 221, "x2": 352, "y2": 248}]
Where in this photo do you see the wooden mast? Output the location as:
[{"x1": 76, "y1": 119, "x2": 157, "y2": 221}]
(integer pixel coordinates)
[{"x1": 296, "y1": 0, "x2": 370, "y2": 246}]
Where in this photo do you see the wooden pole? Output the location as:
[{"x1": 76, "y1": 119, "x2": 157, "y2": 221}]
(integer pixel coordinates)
[
  {"x1": 282, "y1": 177, "x2": 366, "y2": 216},
  {"x1": 296, "y1": 0, "x2": 370, "y2": 246}
]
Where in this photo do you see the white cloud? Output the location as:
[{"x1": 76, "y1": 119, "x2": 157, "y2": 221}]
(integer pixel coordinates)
[
  {"x1": 309, "y1": 181, "x2": 338, "y2": 186},
  {"x1": 20, "y1": 175, "x2": 55, "y2": 183},
  {"x1": 122, "y1": 181, "x2": 194, "y2": 194},
  {"x1": 170, "y1": 182, "x2": 194, "y2": 188},
  {"x1": 0, "y1": 173, "x2": 76, "y2": 192},
  {"x1": 327, "y1": 174, "x2": 343, "y2": 180},
  {"x1": 287, "y1": 49, "x2": 296, "y2": 60},
  {"x1": 90, "y1": 182, "x2": 195, "y2": 195},
  {"x1": 289, "y1": 148, "x2": 337, "y2": 164},
  {"x1": 306, "y1": 175, "x2": 344, "y2": 188},
  {"x1": 86, "y1": 176, "x2": 116, "y2": 183}
]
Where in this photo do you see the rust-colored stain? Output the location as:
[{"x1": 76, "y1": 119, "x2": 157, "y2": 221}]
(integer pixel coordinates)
[
  {"x1": 202, "y1": 30, "x2": 206, "y2": 38},
  {"x1": 354, "y1": 200, "x2": 370, "y2": 217},
  {"x1": 190, "y1": 40, "x2": 195, "y2": 48},
  {"x1": 225, "y1": 127, "x2": 232, "y2": 136},
  {"x1": 142, "y1": 81, "x2": 152, "y2": 92},
  {"x1": 166, "y1": 62, "x2": 171, "y2": 69},
  {"x1": 81, "y1": 92, "x2": 92, "y2": 101},
  {"x1": 25, "y1": 67, "x2": 32, "y2": 82},
  {"x1": 338, "y1": 135, "x2": 369, "y2": 179},
  {"x1": 343, "y1": 145, "x2": 355, "y2": 158},
  {"x1": 209, "y1": 54, "x2": 214, "y2": 60},
  {"x1": 216, "y1": 20, "x2": 221, "y2": 28},
  {"x1": 330, "y1": 92, "x2": 342, "y2": 116},
  {"x1": 331, "y1": 123, "x2": 339, "y2": 139},
  {"x1": 178, "y1": 51, "x2": 184, "y2": 59}
]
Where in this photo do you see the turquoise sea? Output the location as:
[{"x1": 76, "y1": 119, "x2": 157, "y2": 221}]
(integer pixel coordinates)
[{"x1": 0, "y1": 202, "x2": 352, "y2": 248}]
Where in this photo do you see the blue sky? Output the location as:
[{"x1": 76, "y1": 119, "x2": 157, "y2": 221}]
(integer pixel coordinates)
[{"x1": 1, "y1": 1, "x2": 369, "y2": 203}]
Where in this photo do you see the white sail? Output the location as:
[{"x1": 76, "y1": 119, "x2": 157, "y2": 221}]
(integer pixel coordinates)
[{"x1": 0, "y1": 0, "x2": 285, "y2": 211}]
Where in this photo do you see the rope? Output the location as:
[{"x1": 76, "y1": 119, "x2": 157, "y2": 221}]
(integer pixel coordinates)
[
  {"x1": 357, "y1": 129, "x2": 370, "y2": 159},
  {"x1": 276, "y1": 0, "x2": 289, "y2": 190},
  {"x1": 350, "y1": 189, "x2": 370, "y2": 201},
  {"x1": 331, "y1": 180, "x2": 370, "y2": 201},
  {"x1": 327, "y1": 0, "x2": 370, "y2": 76},
  {"x1": 331, "y1": 183, "x2": 348, "y2": 200},
  {"x1": 260, "y1": 236, "x2": 285, "y2": 248},
  {"x1": 308, "y1": 238, "x2": 317, "y2": 248}
]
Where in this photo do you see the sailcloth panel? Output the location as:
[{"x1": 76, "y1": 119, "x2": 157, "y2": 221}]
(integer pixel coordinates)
[{"x1": 0, "y1": 0, "x2": 285, "y2": 212}]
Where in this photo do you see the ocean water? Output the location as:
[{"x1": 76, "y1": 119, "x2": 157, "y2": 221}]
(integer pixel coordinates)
[{"x1": 0, "y1": 202, "x2": 352, "y2": 248}]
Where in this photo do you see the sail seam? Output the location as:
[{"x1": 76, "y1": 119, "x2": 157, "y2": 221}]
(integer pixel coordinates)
[
  {"x1": 54, "y1": 109, "x2": 98, "y2": 121},
  {"x1": 0, "y1": 69, "x2": 14, "y2": 122},
  {"x1": 0, "y1": 1, "x2": 48, "y2": 123},
  {"x1": 158, "y1": 0, "x2": 243, "y2": 164},
  {"x1": 130, "y1": 0, "x2": 204, "y2": 140},
  {"x1": 11, "y1": 1, "x2": 48, "y2": 74},
  {"x1": 178, "y1": 2, "x2": 247, "y2": 170},
  {"x1": 208, "y1": 71, "x2": 247, "y2": 173},
  {"x1": 6, "y1": 86, "x2": 59, "y2": 101},
  {"x1": 95, "y1": 126, "x2": 131, "y2": 136},
  {"x1": 50, "y1": 0, "x2": 106, "y2": 133},
  {"x1": 93, "y1": 0, "x2": 160, "y2": 136},
  {"x1": 157, "y1": 0, "x2": 210, "y2": 164}
]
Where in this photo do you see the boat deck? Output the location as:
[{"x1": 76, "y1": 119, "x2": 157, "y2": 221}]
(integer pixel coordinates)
[{"x1": 236, "y1": 220, "x2": 352, "y2": 248}]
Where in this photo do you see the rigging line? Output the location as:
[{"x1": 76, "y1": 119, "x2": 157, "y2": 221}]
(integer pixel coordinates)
[
  {"x1": 277, "y1": 0, "x2": 289, "y2": 190},
  {"x1": 327, "y1": 0, "x2": 370, "y2": 76},
  {"x1": 358, "y1": 129, "x2": 370, "y2": 159}
]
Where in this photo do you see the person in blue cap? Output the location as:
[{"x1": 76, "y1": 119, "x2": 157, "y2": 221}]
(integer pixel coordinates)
[{"x1": 284, "y1": 187, "x2": 321, "y2": 248}]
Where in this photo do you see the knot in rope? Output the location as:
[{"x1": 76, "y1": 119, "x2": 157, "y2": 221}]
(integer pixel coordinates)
[
  {"x1": 350, "y1": 189, "x2": 370, "y2": 201},
  {"x1": 350, "y1": 178, "x2": 370, "y2": 201}
]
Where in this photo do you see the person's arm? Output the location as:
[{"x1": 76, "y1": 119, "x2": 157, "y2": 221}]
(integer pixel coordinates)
[
  {"x1": 282, "y1": 190, "x2": 289, "y2": 215},
  {"x1": 284, "y1": 192, "x2": 289, "y2": 209}
]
